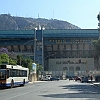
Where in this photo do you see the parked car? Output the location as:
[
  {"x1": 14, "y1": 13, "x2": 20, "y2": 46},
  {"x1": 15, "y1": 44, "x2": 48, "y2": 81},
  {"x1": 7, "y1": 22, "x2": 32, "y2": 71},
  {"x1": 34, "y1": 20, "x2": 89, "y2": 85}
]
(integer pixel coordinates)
[
  {"x1": 41, "y1": 76, "x2": 51, "y2": 81},
  {"x1": 50, "y1": 77, "x2": 59, "y2": 81},
  {"x1": 74, "y1": 76, "x2": 81, "y2": 81},
  {"x1": 81, "y1": 76, "x2": 88, "y2": 83},
  {"x1": 95, "y1": 76, "x2": 100, "y2": 82},
  {"x1": 69, "y1": 76, "x2": 74, "y2": 81}
]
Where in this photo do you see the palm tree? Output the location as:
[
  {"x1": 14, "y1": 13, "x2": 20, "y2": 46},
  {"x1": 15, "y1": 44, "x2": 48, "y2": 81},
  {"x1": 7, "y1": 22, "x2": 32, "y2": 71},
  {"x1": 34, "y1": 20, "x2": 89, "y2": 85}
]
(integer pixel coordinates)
[{"x1": 36, "y1": 64, "x2": 43, "y2": 81}]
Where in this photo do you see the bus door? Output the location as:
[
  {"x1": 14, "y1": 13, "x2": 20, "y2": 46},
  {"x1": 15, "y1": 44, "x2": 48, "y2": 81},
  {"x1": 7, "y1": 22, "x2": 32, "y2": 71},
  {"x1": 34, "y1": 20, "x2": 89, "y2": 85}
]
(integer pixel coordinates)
[{"x1": 0, "y1": 69, "x2": 6, "y2": 87}]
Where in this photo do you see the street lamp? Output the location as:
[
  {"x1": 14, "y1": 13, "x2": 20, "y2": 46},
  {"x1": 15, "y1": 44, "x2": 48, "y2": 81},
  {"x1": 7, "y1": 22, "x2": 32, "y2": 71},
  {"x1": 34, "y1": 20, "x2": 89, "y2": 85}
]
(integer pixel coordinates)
[{"x1": 34, "y1": 27, "x2": 37, "y2": 63}]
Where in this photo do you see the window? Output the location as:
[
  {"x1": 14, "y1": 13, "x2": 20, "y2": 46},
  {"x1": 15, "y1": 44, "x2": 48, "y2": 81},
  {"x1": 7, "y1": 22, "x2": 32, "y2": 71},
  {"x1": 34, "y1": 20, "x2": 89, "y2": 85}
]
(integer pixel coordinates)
[
  {"x1": 10, "y1": 69, "x2": 16, "y2": 77},
  {"x1": 56, "y1": 61, "x2": 61, "y2": 64},
  {"x1": 76, "y1": 66, "x2": 80, "y2": 71}
]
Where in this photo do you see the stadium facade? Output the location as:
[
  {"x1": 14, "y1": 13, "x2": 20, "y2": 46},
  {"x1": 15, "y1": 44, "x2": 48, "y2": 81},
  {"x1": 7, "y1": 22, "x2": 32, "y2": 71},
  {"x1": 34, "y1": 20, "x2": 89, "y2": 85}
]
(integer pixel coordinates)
[{"x1": 0, "y1": 28, "x2": 99, "y2": 78}]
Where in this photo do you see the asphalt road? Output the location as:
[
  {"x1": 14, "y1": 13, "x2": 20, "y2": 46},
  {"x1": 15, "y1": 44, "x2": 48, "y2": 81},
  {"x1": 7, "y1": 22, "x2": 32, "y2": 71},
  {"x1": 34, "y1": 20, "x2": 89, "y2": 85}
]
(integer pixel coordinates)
[{"x1": 0, "y1": 80, "x2": 100, "y2": 100}]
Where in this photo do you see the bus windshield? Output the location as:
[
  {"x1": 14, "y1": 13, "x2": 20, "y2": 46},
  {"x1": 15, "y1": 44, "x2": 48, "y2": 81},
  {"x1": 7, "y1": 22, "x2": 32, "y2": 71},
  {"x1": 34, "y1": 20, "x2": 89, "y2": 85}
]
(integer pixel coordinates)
[{"x1": 0, "y1": 69, "x2": 6, "y2": 80}]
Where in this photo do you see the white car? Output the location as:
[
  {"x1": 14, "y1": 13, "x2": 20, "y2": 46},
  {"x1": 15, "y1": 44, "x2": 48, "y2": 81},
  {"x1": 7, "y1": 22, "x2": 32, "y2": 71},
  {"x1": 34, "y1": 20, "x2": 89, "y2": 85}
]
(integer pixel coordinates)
[{"x1": 41, "y1": 76, "x2": 51, "y2": 81}]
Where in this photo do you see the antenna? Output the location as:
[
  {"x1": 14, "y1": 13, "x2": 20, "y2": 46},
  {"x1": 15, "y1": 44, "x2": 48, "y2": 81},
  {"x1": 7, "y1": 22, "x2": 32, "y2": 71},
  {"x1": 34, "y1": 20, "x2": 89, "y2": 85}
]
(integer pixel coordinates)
[{"x1": 38, "y1": 13, "x2": 39, "y2": 18}]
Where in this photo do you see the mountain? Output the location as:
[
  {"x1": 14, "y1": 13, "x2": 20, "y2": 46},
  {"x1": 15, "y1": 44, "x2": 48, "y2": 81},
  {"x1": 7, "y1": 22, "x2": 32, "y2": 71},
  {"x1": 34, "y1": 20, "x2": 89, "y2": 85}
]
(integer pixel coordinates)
[{"x1": 0, "y1": 14, "x2": 80, "y2": 30}]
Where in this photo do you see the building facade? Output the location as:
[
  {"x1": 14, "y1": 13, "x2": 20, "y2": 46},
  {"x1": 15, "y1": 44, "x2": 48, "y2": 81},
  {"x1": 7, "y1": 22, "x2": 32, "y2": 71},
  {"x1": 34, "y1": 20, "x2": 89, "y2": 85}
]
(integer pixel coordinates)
[{"x1": 0, "y1": 29, "x2": 99, "y2": 77}]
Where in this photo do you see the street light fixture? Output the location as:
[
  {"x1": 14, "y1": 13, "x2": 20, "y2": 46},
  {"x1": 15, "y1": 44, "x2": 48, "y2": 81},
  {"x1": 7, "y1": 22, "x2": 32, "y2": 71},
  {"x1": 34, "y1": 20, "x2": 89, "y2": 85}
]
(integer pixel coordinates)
[{"x1": 34, "y1": 27, "x2": 37, "y2": 63}]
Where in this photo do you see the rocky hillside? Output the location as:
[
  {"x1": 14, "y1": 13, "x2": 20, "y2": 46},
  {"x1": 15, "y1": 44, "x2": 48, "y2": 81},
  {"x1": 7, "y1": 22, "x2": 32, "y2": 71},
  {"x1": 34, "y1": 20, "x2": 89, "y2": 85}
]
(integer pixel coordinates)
[{"x1": 0, "y1": 14, "x2": 80, "y2": 30}]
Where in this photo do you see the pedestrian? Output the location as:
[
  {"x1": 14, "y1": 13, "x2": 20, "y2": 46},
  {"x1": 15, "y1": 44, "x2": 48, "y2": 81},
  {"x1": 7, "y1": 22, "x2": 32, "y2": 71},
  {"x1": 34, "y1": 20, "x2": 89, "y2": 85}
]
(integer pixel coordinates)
[{"x1": 90, "y1": 75, "x2": 93, "y2": 82}]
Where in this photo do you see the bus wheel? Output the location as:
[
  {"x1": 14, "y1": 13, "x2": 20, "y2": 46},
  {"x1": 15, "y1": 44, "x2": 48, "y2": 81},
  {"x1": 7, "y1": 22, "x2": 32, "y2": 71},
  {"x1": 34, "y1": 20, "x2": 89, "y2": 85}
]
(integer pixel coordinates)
[
  {"x1": 22, "y1": 79, "x2": 25, "y2": 86},
  {"x1": 11, "y1": 80, "x2": 14, "y2": 88}
]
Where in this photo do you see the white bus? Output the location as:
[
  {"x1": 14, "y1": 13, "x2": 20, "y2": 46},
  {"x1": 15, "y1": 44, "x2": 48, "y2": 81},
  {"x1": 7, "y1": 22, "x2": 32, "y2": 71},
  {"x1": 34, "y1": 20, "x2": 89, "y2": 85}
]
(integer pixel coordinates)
[{"x1": 0, "y1": 64, "x2": 29, "y2": 88}]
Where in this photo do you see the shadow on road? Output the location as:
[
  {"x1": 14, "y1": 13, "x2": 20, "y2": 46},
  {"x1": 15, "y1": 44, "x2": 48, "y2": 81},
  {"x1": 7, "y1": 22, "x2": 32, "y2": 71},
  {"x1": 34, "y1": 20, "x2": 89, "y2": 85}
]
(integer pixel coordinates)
[{"x1": 40, "y1": 83, "x2": 100, "y2": 99}]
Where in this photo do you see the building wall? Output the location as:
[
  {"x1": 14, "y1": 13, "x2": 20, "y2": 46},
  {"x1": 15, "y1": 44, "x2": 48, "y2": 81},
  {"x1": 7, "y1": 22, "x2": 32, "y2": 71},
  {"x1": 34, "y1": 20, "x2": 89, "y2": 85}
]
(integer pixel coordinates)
[
  {"x1": 48, "y1": 58, "x2": 94, "y2": 77},
  {"x1": 0, "y1": 29, "x2": 99, "y2": 77}
]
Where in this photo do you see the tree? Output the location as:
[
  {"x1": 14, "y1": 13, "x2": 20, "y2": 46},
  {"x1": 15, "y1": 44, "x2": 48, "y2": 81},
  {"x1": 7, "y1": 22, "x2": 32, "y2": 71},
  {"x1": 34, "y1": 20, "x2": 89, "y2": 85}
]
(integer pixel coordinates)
[
  {"x1": 92, "y1": 39, "x2": 100, "y2": 56},
  {"x1": 22, "y1": 57, "x2": 33, "y2": 70},
  {"x1": 0, "y1": 48, "x2": 9, "y2": 54},
  {"x1": 97, "y1": 14, "x2": 100, "y2": 21},
  {"x1": 36, "y1": 64, "x2": 43, "y2": 80},
  {"x1": 0, "y1": 53, "x2": 9, "y2": 64},
  {"x1": 9, "y1": 58, "x2": 17, "y2": 65},
  {"x1": 0, "y1": 47, "x2": 33, "y2": 70},
  {"x1": 0, "y1": 53, "x2": 17, "y2": 65},
  {"x1": 16, "y1": 55, "x2": 23, "y2": 65},
  {"x1": 17, "y1": 55, "x2": 33, "y2": 71},
  {"x1": 0, "y1": 48, "x2": 17, "y2": 65},
  {"x1": 25, "y1": 58, "x2": 33, "y2": 70}
]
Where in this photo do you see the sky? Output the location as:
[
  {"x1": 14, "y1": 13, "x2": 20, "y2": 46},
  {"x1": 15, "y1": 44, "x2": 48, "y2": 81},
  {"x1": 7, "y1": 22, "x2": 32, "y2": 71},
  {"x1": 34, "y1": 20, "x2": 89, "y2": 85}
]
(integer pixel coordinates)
[{"x1": 0, "y1": 0, "x2": 100, "y2": 29}]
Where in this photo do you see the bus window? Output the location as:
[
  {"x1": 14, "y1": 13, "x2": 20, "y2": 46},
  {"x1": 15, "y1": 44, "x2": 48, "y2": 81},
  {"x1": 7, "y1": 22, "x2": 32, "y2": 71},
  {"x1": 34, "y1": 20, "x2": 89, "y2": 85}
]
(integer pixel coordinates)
[
  {"x1": 7, "y1": 69, "x2": 9, "y2": 78},
  {"x1": 0, "y1": 69, "x2": 6, "y2": 79},
  {"x1": 20, "y1": 70, "x2": 23, "y2": 77},
  {"x1": 22, "y1": 70, "x2": 27, "y2": 77},
  {"x1": 10, "y1": 69, "x2": 17, "y2": 77},
  {"x1": 16, "y1": 70, "x2": 20, "y2": 77}
]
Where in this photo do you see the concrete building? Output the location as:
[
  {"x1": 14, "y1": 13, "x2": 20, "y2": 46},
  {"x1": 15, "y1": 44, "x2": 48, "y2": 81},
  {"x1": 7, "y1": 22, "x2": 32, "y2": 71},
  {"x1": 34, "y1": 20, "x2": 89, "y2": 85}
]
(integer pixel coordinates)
[{"x1": 0, "y1": 29, "x2": 99, "y2": 78}]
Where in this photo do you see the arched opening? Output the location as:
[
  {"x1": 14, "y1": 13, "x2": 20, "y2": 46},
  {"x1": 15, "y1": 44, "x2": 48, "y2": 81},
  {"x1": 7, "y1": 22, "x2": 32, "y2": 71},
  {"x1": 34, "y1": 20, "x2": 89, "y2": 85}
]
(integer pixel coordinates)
[
  {"x1": 75, "y1": 66, "x2": 80, "y2": 76},
  {"x1": 69, "y1": 66, "x2": 74, "y2": 77},
  {"x1": 76, "y1": 66, "x2": 80, "y2": 71}
]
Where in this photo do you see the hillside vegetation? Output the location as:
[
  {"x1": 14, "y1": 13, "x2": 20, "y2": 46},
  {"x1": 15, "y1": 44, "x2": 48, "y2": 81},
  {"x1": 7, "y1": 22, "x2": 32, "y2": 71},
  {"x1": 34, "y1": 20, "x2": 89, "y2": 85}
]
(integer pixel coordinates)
[{"x1": 0, "y1": 14, "x2": 80, "y2": 30}]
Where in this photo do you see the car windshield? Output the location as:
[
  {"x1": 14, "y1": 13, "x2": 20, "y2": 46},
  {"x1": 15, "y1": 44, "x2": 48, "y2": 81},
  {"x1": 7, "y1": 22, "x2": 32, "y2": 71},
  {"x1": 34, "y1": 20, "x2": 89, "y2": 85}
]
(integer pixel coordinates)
[{"x1": 0, "y1": 69, "x2": 6, "y2": 80}]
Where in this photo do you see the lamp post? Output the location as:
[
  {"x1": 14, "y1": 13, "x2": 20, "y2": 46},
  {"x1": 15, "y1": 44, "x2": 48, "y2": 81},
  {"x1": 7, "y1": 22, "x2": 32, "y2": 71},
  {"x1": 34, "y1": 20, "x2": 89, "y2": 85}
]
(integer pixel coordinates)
[{"x1": 34, "y1": 27, "x2": 37, "y2": 63}]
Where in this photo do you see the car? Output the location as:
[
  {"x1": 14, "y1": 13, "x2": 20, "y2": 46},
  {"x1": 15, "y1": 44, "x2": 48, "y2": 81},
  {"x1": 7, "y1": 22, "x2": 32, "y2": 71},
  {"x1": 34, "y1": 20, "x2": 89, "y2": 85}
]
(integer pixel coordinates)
[
  {"x1": 50, "y1": 77, "x2": 59, "y2": 81},
  {"x1": 41, "y1": 76, "x2": 51, "y2": 81},
  {"x1": 95, "y1": 76, "x2": 100, "y2": 82},
  {"x1": 74, "y1": 76, "x2": 81, "y2": 81},
  {"x1": 81, "y1": 76, "x2": 88, "y2": 83},
  {"x1": 68, "y1": 76, "x2": 74, "y2": 81}
]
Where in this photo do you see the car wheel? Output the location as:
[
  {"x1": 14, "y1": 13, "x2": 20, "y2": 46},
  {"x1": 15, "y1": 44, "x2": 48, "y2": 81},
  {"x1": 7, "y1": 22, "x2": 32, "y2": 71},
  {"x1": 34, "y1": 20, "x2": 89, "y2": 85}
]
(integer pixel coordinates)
[{"x1": 22, "y1": 79, "x2": 25, "y2": 86}]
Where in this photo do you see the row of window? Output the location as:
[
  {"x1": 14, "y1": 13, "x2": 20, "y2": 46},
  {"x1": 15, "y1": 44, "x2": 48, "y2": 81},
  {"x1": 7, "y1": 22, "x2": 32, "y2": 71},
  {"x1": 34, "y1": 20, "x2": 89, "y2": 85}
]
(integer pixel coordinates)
[
  {"x1": 56, "y1": 60, "x2": 87, "y2": 64},
  {"x1": 45, "y1": 50, "x2": 94, "y2": 58},
  {"x1": 63, "y1": 66, "x2": 80, "y2": 71},
  {"x1": 49, "y1": 39, "x2": 92, "y2": 42},
  {"x1": 8, "y1": 69, "x2": 27, "y2": 77},
  {"x1": 0, "y1": 45, "x2": 34, "y2": 52},
  {"x1": 0, "y1": 44, "x2": 92, "y2": 53},
  {"x1": 45, "y1": 44, "x2": 93, "y2": 51}
]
